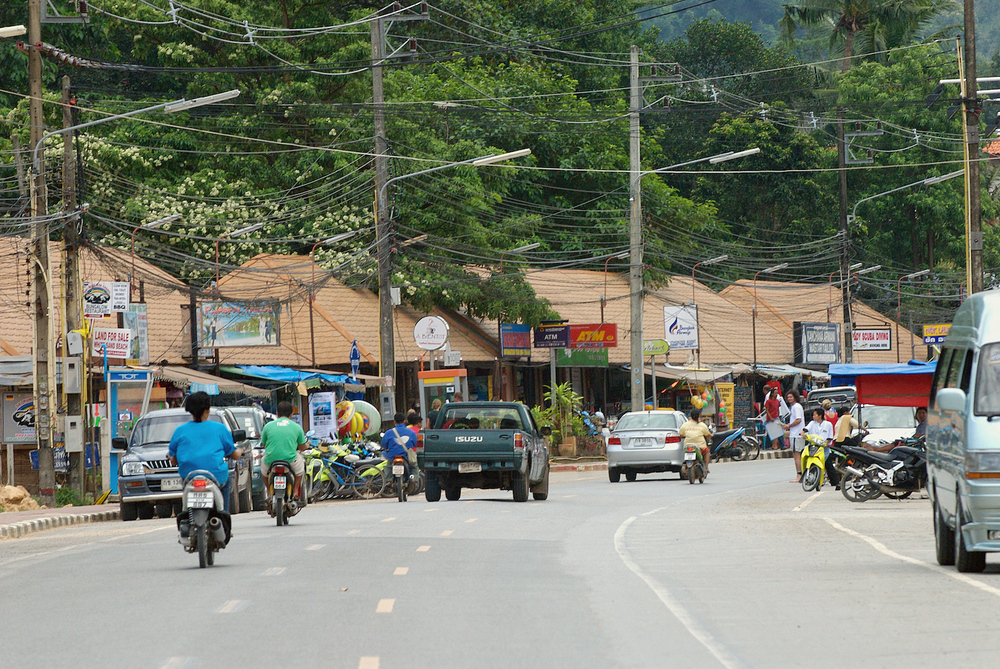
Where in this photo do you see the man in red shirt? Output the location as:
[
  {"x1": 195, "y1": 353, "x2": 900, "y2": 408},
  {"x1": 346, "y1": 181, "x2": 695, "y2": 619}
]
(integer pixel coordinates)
[{"x1": 764, "y1": 387, "x2": 784, "y2": 450}]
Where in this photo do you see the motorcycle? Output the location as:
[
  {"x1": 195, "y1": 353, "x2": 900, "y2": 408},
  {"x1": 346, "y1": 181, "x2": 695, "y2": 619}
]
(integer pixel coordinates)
[
  {"x1": 391, "y1": 455, "x2": 408, "y2": 502},
  {"x1": 268, "y1": 460, "x2": 304, "y2": 526},
  {"x1": 178, "y1": 470, "x2": 229, "y2": 568},
  {"x1": 710, "y1": 427, "x2": 748, "y2": 461},
  {"x1": 680, "y1": 444, "x2": 706, "y2": 484},
  {"x1": 838, "y1": 440, "x2": 926, "y2": 503},
  {"x1": 800, "y1": 433, "x2": 827, "y2": 492}
]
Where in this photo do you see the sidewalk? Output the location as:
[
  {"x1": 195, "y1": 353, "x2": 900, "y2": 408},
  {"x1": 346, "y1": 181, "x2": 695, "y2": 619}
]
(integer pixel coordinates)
[
  {"x1": 0, "y1": 503, "x2": 120, "y2": 540},
  {"x1": 549, "y1": 448, "x2": 792, "y2": 473}
]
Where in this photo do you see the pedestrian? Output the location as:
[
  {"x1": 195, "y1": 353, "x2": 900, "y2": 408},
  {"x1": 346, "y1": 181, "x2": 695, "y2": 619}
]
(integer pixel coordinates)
[
  {"x1": 783, "y1": 389, "x2": 805, "y2": 482},
  {"x1": 822, "y1": 399, "x2": 837, "y2": 426},
  {"x1": 764, "y1": 387, "x2": 784, "y2": 450},
  {"x1": 451, "y1": 392, "x2": 463, "y2": 403},
  {"x1": 679, "y1": 408, "x2": 713, "y2": 473},
  {"x1": 833, "y1": 406, "x2": 860, "y2": 447},
  {"x1": 426, "y1": 398, "x2": 442, "y2": 429}
]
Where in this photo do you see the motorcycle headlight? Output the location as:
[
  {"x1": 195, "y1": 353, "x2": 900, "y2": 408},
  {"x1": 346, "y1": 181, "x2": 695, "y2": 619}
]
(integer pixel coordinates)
[{"x1": 121, "y1": 461, "x2": 145, "y2": 476}]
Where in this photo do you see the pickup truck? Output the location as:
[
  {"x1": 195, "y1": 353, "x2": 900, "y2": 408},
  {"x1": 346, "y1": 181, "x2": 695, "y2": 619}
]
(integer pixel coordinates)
[{"x1": 417, "y1": 401, "x2": 550, "y2": 502}]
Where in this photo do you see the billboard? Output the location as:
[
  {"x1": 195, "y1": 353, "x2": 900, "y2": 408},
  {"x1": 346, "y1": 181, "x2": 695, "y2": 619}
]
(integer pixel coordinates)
[
  {"x1": 568, "y1": 324, "x2": 618, "y2": 349},
  {"x1": 83, "y1": 281, "x2": 130, "y2": 316},
  {"x1": 3, "y1": 392, "x2": 36, "y2": 444},
  {"x1": 663, "y1": 305, "x2": 699, "y2": 350},
  {"x1": 533, "y1": 324, "x2": 569, "y2": 348},
  {"x1": 852, "y1": 328, "x2": 892, "y2": 351},
  {"x1": 92, "y1": 328, "x2": 132, "y2": 358},
  {"x1": 200, "y1": 301, "x2": 279, "y2": 348},
  {"x1": 793, "y1": 322, "x2": 841, "y2": 365},
  {"x1": 122, "y1": 303, "x2": 149, "y2": 365},
  {"x1": 500, "y1": 324, "x2": 531, "y2": 357}
]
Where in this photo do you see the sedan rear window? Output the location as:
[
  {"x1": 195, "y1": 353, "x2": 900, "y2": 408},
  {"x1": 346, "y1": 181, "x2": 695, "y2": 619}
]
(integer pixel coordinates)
[
  {"x1": 615, "y1": 413, "x2": 678, "y2": 431},
  {"x1": 975, "y1": 343, "x2": 1000, "y2": 416}
]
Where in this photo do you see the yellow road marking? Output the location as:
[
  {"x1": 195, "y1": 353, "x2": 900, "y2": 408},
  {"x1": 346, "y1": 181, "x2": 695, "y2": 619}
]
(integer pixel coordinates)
[
  {"x1": 358, "y1": 657, "x2": 379, "y2": 669},
  {"x1": 465, "y1": 518, "x2": 477, "y2": 523},
  {"x1": 416, "y1": 545, "x2": 430, "y2": 552},
  {"x1": 394, "y1": 567, "x2": 409, "y2": 575},
  {"x1": 441, "y1": 530, "x2": 454, "y2": 536},
  {"x1": 376, "y1": 598, "x2": 395, "y2": 613},
  {"x1": 263, "y1": 567, "x2": 285, "y2": 576},
  {"x1": 217, "y1": 600, "x2": 246, "y2": 614},
  {"x1": 306, "y1": 544, "x2": 325, "y2": 550},
  {"x1": 381, "y1": 517, "x2": 396, "y2": 522}
]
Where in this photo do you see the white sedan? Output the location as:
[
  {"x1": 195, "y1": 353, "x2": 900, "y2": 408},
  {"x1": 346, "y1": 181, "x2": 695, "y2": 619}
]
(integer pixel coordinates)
[{"x1": 606, "y1": 410, "x2": 688, "y2": 482}]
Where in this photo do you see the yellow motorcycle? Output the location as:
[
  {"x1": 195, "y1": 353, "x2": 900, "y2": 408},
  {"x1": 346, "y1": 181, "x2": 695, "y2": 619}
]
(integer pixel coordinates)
[{"x1": 800, "y1": 432, "x2": 827, "y2": 492}]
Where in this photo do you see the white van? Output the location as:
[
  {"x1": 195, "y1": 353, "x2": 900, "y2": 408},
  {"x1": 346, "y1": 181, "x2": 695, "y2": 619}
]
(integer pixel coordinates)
[{"x1": 926, "y1": 289, "x2": 1000, "y2": 573}]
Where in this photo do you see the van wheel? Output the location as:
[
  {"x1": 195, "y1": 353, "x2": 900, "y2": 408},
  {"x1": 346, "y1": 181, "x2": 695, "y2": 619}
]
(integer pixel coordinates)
[
  {"x1": 955, "y1": 501, "x2": 986, "y2": 573},
  {"x1": 934, "y1": 501, "x2": 955, "y2": 566}
]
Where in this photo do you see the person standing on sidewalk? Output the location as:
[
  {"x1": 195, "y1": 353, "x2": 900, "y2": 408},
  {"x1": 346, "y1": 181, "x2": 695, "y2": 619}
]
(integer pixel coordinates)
[
  {"x1": 764, "y1": 387, "x2": 784, "y2": 450},
  {"x1": 783, "y1": 390, "x2": 805, "y2": 482}
]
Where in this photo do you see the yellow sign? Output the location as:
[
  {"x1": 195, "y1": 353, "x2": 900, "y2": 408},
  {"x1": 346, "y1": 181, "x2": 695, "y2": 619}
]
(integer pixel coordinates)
[
  {"x1": 643, "y1": 339, "x2": 670, "y2": 356},
  {"x1": 716, "y1": 382, "x2": 735, "y2": 429},
  {"x1": 923, "y1": 324, "x2": 951, "y2": 337}
]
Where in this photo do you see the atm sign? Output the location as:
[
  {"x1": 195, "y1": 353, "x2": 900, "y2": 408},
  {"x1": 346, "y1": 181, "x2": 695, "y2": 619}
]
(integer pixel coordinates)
[{"x1": 569, "y1": 324, "x2": 618, "y2": 349}]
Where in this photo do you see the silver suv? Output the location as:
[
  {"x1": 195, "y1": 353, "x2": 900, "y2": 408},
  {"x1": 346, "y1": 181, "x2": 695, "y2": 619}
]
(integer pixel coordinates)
[{"x1": 115, "y1": 407, "x2": 252, "y2": 521}]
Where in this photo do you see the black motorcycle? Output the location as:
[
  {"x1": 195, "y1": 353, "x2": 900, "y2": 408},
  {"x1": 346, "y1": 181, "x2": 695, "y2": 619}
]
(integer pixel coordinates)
[{"x1": 837, "y1": 438, "x2": 926, "y2": 503}]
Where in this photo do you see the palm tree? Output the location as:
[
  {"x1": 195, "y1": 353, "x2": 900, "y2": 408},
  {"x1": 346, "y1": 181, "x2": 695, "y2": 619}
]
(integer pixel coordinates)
[{"x1": 781, "y1": 0, "x2": 958, "y2": 72}]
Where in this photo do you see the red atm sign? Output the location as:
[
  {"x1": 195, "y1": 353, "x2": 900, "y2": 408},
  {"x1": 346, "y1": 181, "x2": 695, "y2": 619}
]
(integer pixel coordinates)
[{"x1": 569, "y1": 324, "x2": 618, "y2": 348}]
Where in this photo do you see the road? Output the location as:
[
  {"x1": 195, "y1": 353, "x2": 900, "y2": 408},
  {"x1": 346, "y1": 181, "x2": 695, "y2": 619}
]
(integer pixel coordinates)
[{"x1": 2, "y1": 458, "x2": 998, "y2": 669}]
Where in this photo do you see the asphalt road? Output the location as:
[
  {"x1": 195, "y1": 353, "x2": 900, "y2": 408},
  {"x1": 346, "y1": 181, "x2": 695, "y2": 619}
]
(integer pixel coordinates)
[{"x1": 2, "y1": 458, "x2": 999, "y2": 669}]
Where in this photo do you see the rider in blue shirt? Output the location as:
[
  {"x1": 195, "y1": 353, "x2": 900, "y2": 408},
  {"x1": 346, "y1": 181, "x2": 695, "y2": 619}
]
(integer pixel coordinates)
[
  {"x1": 168, "y1": 392, "x2": 243, "y2": 513},
  {"x1": 381, "y1": 412, "x2": 417, "y2": 475}
]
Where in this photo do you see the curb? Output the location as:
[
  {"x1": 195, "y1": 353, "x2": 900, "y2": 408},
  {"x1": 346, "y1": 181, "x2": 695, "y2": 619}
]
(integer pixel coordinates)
[
  {"x1": 0, "y1": 510, "x2": 120, "y2": 540},
  {"x1": 550, "y1": 449, "x2": 793, "y2": 472}
]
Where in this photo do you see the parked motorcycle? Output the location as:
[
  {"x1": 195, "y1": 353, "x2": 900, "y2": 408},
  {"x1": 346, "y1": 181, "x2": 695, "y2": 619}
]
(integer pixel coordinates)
[
  {"x1": 838, "y1": 441, "x2": 926, "y2": 503},
  {"x1": 178, "y1": 470, "x2": 229, "y2": 568},
  {"x1": 680, "y1": 444, "x2": 706, "y2": 484},
  {"x1": 710, "y1": 427, "x2": 748, "y2": 461},
  {"x1": 800, "y1": 433, "x2": 828, "y2": 492}
]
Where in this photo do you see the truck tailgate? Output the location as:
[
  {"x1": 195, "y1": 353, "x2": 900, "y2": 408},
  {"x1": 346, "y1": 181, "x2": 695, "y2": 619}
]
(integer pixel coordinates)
[{"x1": 421, "y1": 430, "x2": 519, "y2": 463}]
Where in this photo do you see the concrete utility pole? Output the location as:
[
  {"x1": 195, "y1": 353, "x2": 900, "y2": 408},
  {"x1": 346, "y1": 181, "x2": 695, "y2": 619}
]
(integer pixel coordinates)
[
  {"x1": 836, "y1": 114, "x2": 853, "y2": 364},
  {"x1": 372, "y1": 12, "x2": 392, "y2": 390},
  {"x1": 628, "y1": 45, "x2": 644, "y2": 412},
  {"x1": 959, "y1": 11, "x2": 983, "y2": 294},
  {"x1": 28, "y1": 0, "x2": 57, "y2": 504},
  {"x1": 61, "y1": 76, "x2": 85, "y2": 496}
]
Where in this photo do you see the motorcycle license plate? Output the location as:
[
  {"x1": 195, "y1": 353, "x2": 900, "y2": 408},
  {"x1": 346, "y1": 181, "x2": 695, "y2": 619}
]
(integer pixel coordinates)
[
  {"x1": 458, "y1": 462, "x2": 482, "y2": 474},
  {"x1": 161, "y1": 477, "x2": 182, "y2": 491},
  {"x1": 684, "y1": 451, "x2": 696, "y2": 461},
  {"x1": 392, "y1": 464, "x2": 404, "y2": 476},
  {"x1": 273, "y1": 475, "x2": 287, "y2": 490},
  {"x1": 186, "y1": 491, "x2": 213, "y2": 508}
]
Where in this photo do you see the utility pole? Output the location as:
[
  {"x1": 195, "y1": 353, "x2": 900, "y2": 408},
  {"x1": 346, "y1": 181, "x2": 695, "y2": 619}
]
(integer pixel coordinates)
[
  {"x1": 628, "y1": 45, "x2": 644, "y2": 412},
  {"x1": 959, "y1": 13, "x2": 983, "y2": 294},
  {"x1": 373, "y1": 12, "x2": 392, "y2": 395},
  {"x1": 836, "y1": 113, "x2": 853, "y2": 364},
  {"x1": 61, "y1": 76, "x2": 84, "y2": 497},
  {"x1": 28, "y1": 0, "x2": 57, "y2": 505}
]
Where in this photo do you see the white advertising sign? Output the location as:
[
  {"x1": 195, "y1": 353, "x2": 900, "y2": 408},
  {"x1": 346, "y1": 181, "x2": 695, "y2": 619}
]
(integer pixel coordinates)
[
  {"x1": 83, "y1": 281, "x2": 130, "y2": 316},
  {"x1": 413, "y1": 316, "x2": 449, "y2": 351},
  {"x1": 92, "y1": 328, "x2": 132, "y2": 358},
  {"x1": 852, "y1": 328, "x2": 892, "y2": 351},
  {"x1": 308, "y1": 391, "x2": 338, "y2": 440},
  {"x1": 663, "y1": 305, "x2": 699, "y2": 351}
]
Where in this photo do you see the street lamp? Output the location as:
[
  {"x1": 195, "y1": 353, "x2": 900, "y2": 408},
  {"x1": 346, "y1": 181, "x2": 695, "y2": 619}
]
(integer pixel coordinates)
[
  {"x1": 602, "y1": 251, "x2": 629, "y2": 323},
  {"x1": 215, "y1": 221, "x2": 263, "y2": 289},
  {"x1": 848, "y1": 169, "x2": 964, "y2": 227},
  {"x1": 130, "y1": 213, "x2": 181, "y2": 295},
  {"x1": 828, "y1": 263, "x2": 862, "y2": 322},
  {"x1": 896, "y1": 269, "x2": 930, "y2": 363},
  {"x1": 376, "y1": 148, "x2": 532, "y2": 386},
  {"x1": 752, "y1": 262, "x2": 788, "y2": 371},
  {"x1": 692, "y1": 254, "x2": 729, "y2": 304},
  {"x1": 309, "y1": 229, "x2": 360, "y2": 365},
  {"x1": 629, "y1": 147, "x2": 759, "y2": 411},
  {"x1": 0, "y1": 25, "x2": 26, "y2": 38}
]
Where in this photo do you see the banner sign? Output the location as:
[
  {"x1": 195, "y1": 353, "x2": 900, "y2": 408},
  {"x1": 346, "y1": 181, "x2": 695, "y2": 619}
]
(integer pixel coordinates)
[
  {"x1": 555, "y1": 348, "x2": 609, "y2": 367},
  {"x1": 200, "y1": 301, "x2": 280, "y2": 348},
  {"x1": 413, "y1": 316, "x2": 449, "y2": 351},
  {"x1": 568, "y1": 323, "x2": 618, "y2": 348},
  {"x1": 793, "y1": 322, "x2": 841, "y2": 365},
  {"x1": 2, "y1": 392, "x2": 35, "y2": 444},
  {"x1": 122, "y1": 303, "x2": 149, "y2": 365},
  {"x1": 852, "y1": 328, "x2": 892, "y2": 351},
  {"x1": 30, "y1": 447, "x2": 69, "y2": 472},
  {"x1": 663, "y1": 305, "x2": 699, "y2": 350},
  {"x1": 533, "y1": 324, "x2": 569, "y2": 348},
  {"x1": 500, "y1": 324, "x2": 532, "y2": 357},
  {"x1": 643, "y1": 339, "x2": 670, "y2": 356},
  {"x1": 923, "y1": 323, "x2": 951, "y2": 345},
  {"x1": 308, "y1": 391, "x2": 338, "y2": 441},
  {"x1": 83, "y1": 281, "x2": 130, "y2": 316},
  {"x1": 92, "y1": 328, "x2": 132, "y2": 358}
]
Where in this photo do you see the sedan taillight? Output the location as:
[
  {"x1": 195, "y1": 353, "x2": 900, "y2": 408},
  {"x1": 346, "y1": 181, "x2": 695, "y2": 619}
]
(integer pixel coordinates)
[
  {"x1": 664, "y1": 435, "x2": 681, "y2": 444},
  {"x1": 608, "y1": 436, "x2": 621, "y2": 445}
]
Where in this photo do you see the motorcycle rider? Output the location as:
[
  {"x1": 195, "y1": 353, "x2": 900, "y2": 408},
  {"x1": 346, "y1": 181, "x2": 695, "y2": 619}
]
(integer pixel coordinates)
[
  {"x1": 168, "y1": 391, "x2": 243, "y2": 514},
  {"x1": 260, "y1": 401, "x2": 308, "y2": 505},
  {"x1": 679, "y1": 408, "x2": 712, "y2": 473},
  {"x1": 381, "y1": 412, "x2": 418, "y2": 479}
]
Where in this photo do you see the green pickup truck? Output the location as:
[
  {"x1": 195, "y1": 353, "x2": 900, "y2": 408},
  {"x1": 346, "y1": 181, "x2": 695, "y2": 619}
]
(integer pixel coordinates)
[{"x1": 417, "y1": 401, "x2": 550, "y2": 502}]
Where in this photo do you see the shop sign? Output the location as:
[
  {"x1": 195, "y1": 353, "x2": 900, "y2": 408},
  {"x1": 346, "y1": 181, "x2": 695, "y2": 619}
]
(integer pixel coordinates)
[
  {"x1": 852, "y1": 328, "x2": 892, "y2": 351},
  {"x1": 533, "y1": 324, "x2": 569, "y2": 348},
  {"x1": 413, "y1": 316, "x2": 449, "y2": 351},
  {"x1": 643, "y1": 339, "x2": 670, "y2": 356},
  {"x1": 500, "y1": 324, "x2": 531, "y2": 357},
  {"x1": 568, "y1": 323, "x2": 618, "y2": 348},
  {"x1": 663, "y1": 305, "x2": 699, "y2": 350},
  {"x1": 122, "y1": 303, "x2": 149, "y2": 365},
  {"x1": 83, "y1": 281, "x2": 130, "y2": 316},
  {"x1": 793, "y1": 322, "x2": 841, "y2": 365},
  {"x1": 2, "y1": 393, "x2": 35, "y2": 444},
  {"x1": 92, "y1": 328, "x2": 132, "y2": 358},
  {"x1": 923, "y1": 323, "x2": 951, "y2": 345},
  {"x1": 555, "y1": 348, "x2": 609, "y2": 367}
]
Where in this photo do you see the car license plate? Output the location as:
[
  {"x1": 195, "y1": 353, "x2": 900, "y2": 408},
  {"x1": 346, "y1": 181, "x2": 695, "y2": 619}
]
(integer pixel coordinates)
[
  {"x1": 274, "y1": 475, "x2": 287, "y2": 489},
  {"x1": 186, "y1": 491, "x2": 213, "y2": 508},
  {"x1": 392, "y1": 464, "x2": 404, "y2": 476},
  {"x1": 458, "y1": 462, "x2": 482, "y2": 474},
  {"x1": 161, "y1": 477, "x2": 182, "y2": 491},
  {"x1": 684, "y1": 451, "x2": 696, "y2": 461},
  {"x1": 632, "y1": 437, "x2": 653, "y2": 447}
]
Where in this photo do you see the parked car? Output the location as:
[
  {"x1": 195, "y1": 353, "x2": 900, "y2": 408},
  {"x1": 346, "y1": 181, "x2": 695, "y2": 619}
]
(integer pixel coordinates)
[
  {"x1": 115, "y1": 407, "x2": 252, "y2": 521},
  {"x1": 854, "y1": 404, "x2": 919, "y2": 447},
  {"x1": 803, "y1": 385, "x2": 856, "y2": 416},
  {"x1": 227, "y1": 406, "x2": 269, "y2": 511},
  {"x1": 607, "y1": 410, "x2": 688, "y2": 482}
]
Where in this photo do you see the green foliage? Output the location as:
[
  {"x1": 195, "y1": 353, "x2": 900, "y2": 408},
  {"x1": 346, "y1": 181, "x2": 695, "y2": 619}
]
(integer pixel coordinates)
[{"x1": 543, "y1": 382, "x2": 583, "y2": 437}]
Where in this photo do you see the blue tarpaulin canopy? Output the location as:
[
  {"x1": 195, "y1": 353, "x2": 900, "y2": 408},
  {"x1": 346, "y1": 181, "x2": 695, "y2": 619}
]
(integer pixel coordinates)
[
  {"x1": 828, "y1": 360, "x2": 937, "y2": 407},
  {"x1": 828, "y1": 360, "x2": 937, "y2": 387},
  {"x1": 225, "y1": 365, "x2": 349, "y2": 386}
]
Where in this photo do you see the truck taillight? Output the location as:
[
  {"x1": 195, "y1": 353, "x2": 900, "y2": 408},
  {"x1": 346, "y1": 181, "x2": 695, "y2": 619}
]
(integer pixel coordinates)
[
  {"x1": 607, "y1": 436, "x2": 621, "y2": 445},
  {"x1": 665, "y1": 435, "x2": 681, "y2": 444},
  {"x1": 416, "y1": 432, "x2": 424, "y2": 452},
  {"x1": 514, "y1": 433, "x2": 523, "y2": 452}
]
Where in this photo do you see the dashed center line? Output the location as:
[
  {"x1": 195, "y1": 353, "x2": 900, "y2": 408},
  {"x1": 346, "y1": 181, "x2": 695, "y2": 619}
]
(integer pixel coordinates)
[
  {"x1": 216, "y1": 600, "x2": 247, "y2": 614},
  {"x1": 441, "y1": 530, "x2": 454, "y2": 536},
  {"x1": 562, "y1": 494, "x2": 578, "y2": 498},
  {"x1": 376, "y1": 598, "x2": 395, "y2": 613},
  {"x1": 416, "y1": 545, "x2": 431, "y2": 552},
  {"x1": 358, "y1": 657, "x2": 380, "y2": 669},
  {"x1": 465, "y1": 518, "x2": 477, "y2": 523},
  {"x1": 423, "y1": 508, "x2": 439, "y2": 512},
  {"x1": 263, "y1": 567, "x2": 286, "y2": 576},
  {"x1": 381, "y1": 517, "x2": 396, "y2": 522},
  {"x1": 348, "y1": 530, "x2": 360, "y2": 535},
  {"x1": 306, "y1": 544, "x2": 325, "y2": 551},
  {"x1": 394, "y1": 567, "x2": 409, "y2": 575},
  {"x1": 158, "y1": 657, "x2": 191, "y2": 669}
]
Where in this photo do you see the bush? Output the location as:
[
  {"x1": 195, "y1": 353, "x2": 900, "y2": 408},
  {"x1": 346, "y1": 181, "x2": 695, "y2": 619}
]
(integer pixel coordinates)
[{"x1": 55, "y1": 486, "x2": 88, "y2": 507}]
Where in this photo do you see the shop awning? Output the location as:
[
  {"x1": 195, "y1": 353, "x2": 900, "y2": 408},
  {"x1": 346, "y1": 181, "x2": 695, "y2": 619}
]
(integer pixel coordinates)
[
  {"x1": 651, "y1": 364, "x2": 737, "y2": 385},
  {"x1": 221, "y1": 365, "x2": 367, "y2": 392},
  {"x1": 753, "y1": 364, "x2": 831, "y2": 382},
  {"x1": 0, "y1": 356, "x2": 70, "y2": 387},
  {"x1": 828, "y1": 361, "x2": 937, "y2": 407},
  {"x1": 152, "y1": 365, "x2": 270, "y2": 398}
]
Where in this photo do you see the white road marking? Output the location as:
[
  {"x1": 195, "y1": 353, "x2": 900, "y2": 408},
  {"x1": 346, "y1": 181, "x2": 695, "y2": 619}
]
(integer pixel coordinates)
[
  {"x1": 465, "y1": 518, "x2": 477, "y2": 523},
  {"x1": 793, "y1": 491, "x2": 824, "y2": 512},
  {"x1": 263, "y1": 567, "x2": 286, "y2": 576},
  {"x1": 376, "y1": 598, "x2": 395, "y2": 613},
  {"x1": 562, "y1": 494, "x2": 578, "y2": 498},
  {"x1": 306, "y1": 544, "x2": 325, "y2": 551},
  {"x1": 394, "y1": 567, "x2": 409, "y2": 575},
  {"x1": 423, "y1": 508, "x2": 439, "y2": 512},
  {"x1": 216, "y1": 600, "x2": 247, "y2": 614},
  {"x1": 824, "y1": 518, "x2": 1000, "y2": 598},
  {"x1": 416, "y1": 546, "x2": 430, "y2": 552},
  {"x1": 441, "y1": 530, "x2": 454, "y2": 536},
  {"x1": 615, "y1": 516, "x2": 744, "y2": 669},
  {"x1": 348, "y1": 529, "x2": 360, "y2": 535},
  {"x1": 381, "y1": 517, "x2": 396, "y2": 522},
  {"x1": 358, "y1": 657, "x2": 379, "y2": 669},
  {"x1": 158, "y1": 657, "x2": 192, "y2": 669}
]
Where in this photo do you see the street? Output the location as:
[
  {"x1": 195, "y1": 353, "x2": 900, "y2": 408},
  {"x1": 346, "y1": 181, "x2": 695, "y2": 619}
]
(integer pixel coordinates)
[{"x1": 2, "y1": 459, "x2": 998, "y2": 669}]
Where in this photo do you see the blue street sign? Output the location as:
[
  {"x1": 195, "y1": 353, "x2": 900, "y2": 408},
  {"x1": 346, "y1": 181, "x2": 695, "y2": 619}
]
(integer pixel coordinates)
[{"x1": 349, "y1": 340, "x2": 361, "y2": 377}]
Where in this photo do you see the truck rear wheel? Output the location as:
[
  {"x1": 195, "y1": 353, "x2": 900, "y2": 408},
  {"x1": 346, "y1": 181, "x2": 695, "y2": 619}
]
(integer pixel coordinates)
[
  {"x1": 425, "y1": 475, "x2": 442, "y2": 502},
  {"x1": 513, "y1": 468, "x2": 530, "y2": 502},
  {"x1": 445, "y1": 485, "x2": 461, "y2": 501}
]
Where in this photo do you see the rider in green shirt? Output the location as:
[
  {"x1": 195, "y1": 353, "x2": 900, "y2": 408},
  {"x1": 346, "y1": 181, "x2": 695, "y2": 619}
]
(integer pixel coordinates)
[{"x1": 260, "y1": 401, "x2": 307, "y2": 501}]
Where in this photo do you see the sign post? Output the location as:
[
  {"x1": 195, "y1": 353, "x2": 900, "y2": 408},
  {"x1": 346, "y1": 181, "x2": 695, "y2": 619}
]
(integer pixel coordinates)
[{"x1": 349, "y1": 340, "x2": 361, "y2": 379}]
